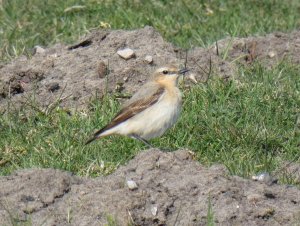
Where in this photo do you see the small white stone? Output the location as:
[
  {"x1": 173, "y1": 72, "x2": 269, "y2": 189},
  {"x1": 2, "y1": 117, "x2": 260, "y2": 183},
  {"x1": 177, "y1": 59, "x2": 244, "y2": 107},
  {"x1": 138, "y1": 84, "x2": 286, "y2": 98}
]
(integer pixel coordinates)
[
  {"x1": 144, "y1": 55, "x2": 153, "y2": 64},
  {"x1": 127, "y1": 180, "x2": 138, "y2": 190},
  {"x1": 151, "y1": 206, "x2": 158, "y2": 216},
  {"x1": 34, "y1": 46, "x2": 45, "y2": 54},
  {"x1": 117, "y1": 48, "x2": 135, "y2": 60},
  {"x1": 252, "y1": 172, "x2": 271, "y2": 182},
  {"x1": 268, "y1": 51, "x2": 276, "y2": 58},
  {"x1": 79, "y1": 191, "x2": 87, "y2": 195},
  {"x1": 49, "y1": 53, "x2": 58, "y2": 58}
]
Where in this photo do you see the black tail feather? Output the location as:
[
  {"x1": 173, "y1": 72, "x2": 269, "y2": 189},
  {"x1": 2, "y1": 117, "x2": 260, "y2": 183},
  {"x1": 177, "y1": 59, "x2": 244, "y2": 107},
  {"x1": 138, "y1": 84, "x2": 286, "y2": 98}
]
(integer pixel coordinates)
[
  {"x1": 85, "y1": 126, "x2": 107, "y2": 145},
  {"x1": 85, "y1": 136, "x2": 97, "y2": 145}
]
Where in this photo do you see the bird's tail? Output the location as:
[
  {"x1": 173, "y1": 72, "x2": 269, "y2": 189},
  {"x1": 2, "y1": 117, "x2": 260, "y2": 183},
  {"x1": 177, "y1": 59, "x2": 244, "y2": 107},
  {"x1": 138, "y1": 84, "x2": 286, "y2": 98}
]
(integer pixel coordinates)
[
  {"x1": 85, "y1": 136, "x2": 97, "y2": 145},
  {"x1": 85, "y1": 127, "x2": 108, "y2": 145}
]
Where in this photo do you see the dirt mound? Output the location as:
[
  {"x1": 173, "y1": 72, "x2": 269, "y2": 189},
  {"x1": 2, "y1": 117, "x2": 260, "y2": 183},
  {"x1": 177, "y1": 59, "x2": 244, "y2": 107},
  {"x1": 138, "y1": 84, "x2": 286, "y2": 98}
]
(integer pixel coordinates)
[
  {"x1": 0, "y1": 149, "x2": 299, "y2": 225},
  {"x1": 1, "y1": 27, "x2": 300, "y2": 112},
  {"x1": 0, "y1": 26, "x2": 178, "y2": 111},
  {"x1": 214, "y1": 30, "x2": 300, "y2": 67}
]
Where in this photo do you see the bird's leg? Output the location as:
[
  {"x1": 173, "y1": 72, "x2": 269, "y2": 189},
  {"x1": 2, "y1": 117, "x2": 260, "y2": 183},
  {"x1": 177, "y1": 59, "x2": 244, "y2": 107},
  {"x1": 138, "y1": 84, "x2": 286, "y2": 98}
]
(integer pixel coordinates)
[
  {"x1": 130, "y1": 134, "x2": 154, "y2": 148},
  {"x1": 130, "y1": 134, "x2": 174, "y2": 152}
]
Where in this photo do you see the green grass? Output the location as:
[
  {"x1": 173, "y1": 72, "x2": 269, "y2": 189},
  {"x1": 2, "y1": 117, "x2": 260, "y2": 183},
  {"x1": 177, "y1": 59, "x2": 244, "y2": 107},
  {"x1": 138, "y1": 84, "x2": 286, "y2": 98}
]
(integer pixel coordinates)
[
  {"x1": 0, "y1": 0, "x2": 300, "y2": 184},
  {"x1": 1, "y1": 62, "x2": 299, "y2": 183},
  {"x1": 207, "y1": 195, "x2": 215, "y2": 226},
  {"x1": 1, "y1": 0, "x2": 300, "y2": 61}
]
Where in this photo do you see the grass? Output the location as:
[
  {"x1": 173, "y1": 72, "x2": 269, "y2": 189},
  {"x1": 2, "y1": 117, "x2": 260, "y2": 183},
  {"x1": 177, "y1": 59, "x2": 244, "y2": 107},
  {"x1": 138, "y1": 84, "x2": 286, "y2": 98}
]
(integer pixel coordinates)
[
  {"x1": 207, "y1": 195, "x2": 215, "y2": 226},
  {"x1": 0, "y1": 0, "x2": 300, "y2": 184},
  {"x1": 1, "y1": 0, "x2": 300, "y2": 61},
  {"x1": 1, "y1": 61, "x2": 299, "y2": 182}
]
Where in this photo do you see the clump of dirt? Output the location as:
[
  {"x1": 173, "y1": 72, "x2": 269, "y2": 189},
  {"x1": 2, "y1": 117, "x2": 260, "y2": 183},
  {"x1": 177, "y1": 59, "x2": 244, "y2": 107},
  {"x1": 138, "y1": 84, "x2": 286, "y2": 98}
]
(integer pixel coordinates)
[
  {"x1": 0, "y1": 26, "x2": 178, "y2": 111},
  {"x1": 0, "y1": 149, "x2": 299, "y2": 225},
  {"x1": 1, "y1": 27, "x2": 300, "y2": 112}
]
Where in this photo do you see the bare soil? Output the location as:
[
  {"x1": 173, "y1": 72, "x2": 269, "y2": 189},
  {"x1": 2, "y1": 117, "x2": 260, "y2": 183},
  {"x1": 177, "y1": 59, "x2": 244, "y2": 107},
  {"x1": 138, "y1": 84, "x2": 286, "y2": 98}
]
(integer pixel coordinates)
[
  {"x1": 1, "y1": 27, "x2": 300, "y2": 112},
  {"x1": 0, "y1": 149, "x2": 299, "y2": 226},
  {"x1": 1, "y1": 27, "x2": 300, "y2": 225}
]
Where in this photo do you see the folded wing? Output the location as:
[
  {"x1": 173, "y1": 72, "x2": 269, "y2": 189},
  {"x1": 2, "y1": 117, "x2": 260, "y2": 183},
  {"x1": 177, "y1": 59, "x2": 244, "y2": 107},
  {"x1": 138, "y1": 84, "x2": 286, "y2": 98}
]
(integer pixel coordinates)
[{"x1": 85, "y1": 86, "x2": 165, "y2": 144}]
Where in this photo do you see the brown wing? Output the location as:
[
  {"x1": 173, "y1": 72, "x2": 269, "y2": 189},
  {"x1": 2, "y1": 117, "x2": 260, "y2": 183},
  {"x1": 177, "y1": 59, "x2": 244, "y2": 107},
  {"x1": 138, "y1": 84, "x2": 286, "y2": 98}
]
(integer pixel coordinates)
[{"x1": 85, "y1": 87, "x2": 164, "y2": 144}]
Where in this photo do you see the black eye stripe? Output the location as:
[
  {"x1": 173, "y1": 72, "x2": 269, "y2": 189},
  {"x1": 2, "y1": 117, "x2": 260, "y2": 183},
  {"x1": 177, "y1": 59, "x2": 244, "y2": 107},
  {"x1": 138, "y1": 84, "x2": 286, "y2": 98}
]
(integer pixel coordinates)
[{"x1": 162, "y1": 70, "x2": 168, "y2": 74}]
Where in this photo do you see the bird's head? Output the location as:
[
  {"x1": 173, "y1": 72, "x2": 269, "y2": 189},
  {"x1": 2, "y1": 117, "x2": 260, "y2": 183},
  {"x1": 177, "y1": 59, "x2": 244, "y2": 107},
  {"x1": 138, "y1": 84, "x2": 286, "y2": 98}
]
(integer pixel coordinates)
[{"x1": 153, "y1": 65, "x2": 189, "y2": 86}]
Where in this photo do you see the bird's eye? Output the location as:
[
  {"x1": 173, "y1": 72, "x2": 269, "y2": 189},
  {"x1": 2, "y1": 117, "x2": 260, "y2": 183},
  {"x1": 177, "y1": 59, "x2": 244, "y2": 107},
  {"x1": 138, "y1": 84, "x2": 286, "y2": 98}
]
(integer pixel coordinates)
[{"x1": 162, "y1": 70, "x2": 169, "y2": 75}]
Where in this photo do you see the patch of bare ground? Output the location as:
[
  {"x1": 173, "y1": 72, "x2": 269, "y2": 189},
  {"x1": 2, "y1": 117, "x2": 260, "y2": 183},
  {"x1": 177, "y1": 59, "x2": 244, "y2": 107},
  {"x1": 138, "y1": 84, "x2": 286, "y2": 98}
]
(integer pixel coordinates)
[
  {"x1": 1, "y1": 27, "x2": 299, "y2": 112},
  {"x1": 0, "y1": 149, "x2": 299, "y2": 225}
]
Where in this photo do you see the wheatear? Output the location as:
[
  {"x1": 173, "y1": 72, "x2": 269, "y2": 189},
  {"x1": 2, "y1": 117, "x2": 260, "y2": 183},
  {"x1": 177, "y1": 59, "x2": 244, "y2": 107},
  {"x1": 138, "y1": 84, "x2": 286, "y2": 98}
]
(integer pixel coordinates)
[{"x1": 85, "y1": 65, "x2": 189, "y2": 147}]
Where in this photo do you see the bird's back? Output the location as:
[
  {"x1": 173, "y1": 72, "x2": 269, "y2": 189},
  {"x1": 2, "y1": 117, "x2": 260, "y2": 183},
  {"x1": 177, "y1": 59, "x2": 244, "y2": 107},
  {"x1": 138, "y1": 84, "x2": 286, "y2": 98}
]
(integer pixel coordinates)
[{"x1": 122, "y1": 82, "x2": 163, "y2": 108}]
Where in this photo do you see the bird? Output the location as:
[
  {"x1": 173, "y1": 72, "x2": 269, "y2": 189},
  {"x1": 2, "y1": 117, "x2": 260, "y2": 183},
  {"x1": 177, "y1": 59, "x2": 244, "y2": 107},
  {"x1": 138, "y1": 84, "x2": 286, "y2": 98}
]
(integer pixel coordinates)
[{"x1": 85, "y1": 65, "x2": 189, "y2": 147}]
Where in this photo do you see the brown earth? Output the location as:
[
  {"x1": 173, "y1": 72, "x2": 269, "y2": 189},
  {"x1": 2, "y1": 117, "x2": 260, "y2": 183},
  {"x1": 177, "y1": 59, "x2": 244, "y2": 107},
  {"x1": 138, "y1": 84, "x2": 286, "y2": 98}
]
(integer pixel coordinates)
[
  {"x1": 0, "y1": 149, "x2": 300, "y2": 226},
  {"x1": 1, "y1": 27, "x2": 300, "y2": 112},
  {"x1": 1, "y1": 27, "x2": 300, "y2": 225}
]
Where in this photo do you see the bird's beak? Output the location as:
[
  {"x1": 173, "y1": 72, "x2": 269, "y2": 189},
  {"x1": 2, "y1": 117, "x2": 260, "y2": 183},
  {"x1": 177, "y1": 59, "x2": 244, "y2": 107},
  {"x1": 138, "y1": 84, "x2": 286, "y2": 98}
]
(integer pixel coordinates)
[{"x1": 178, "y1": 68, "x2": 189, "y2": 75}]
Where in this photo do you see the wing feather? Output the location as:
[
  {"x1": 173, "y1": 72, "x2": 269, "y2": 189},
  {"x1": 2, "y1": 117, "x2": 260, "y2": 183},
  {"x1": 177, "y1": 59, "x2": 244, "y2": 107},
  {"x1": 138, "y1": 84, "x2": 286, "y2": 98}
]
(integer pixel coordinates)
[{"x1": 85, "y1": 86, "x2": 164, "y2": 144}]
